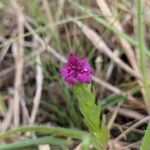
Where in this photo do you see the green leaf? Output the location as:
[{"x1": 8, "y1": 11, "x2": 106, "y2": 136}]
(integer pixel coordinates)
[
  {"x1": 100, "y1": 121, "x2": 110, "y2": 148},
  {"x1": 140, "y1": 122, "x2": 150, "y2": 150},
  {"x1": 73, "y1": 84, "x2": 109, "y2": 149}
]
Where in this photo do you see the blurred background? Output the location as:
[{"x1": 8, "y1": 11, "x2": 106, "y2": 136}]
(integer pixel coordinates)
[{"x1": 0, "y1": 0, "x2": 150, "y2": 149}]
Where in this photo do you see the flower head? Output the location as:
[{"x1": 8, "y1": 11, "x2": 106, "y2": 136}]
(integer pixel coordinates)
[{"x1": 60, "y1": 53, "x2": 94, "y2": 85}]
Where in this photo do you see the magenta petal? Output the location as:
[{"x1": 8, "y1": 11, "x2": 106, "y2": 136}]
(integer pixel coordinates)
[
  {"x1": 68, "y1": 53, "x2": 80, "y2": 64},
  {"x1": 80, "y1": 59, "x2": 94, "y2": 74},
  {"x1": 60, "y1": 68, "x2": 68, "y2": 77},
  {"x1": 78, "y1": 73, "x2": 92, "y2": 83},
  {"x1": 65, "y1": 76, "x2": 78, "y2": 85},
  {"x1": 60, "y1": 53, "x2": 94, "y2": 85},
  {"x1": 86, "y1": 65, "x2": 94, "y2": 74},
  {"x1": 80, "y1": 59, "x2": 89, "y2": 66}
]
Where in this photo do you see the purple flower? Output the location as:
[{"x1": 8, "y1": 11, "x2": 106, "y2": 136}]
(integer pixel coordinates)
[{"x1": 60, "y1": 53, "x2": 94, "y2": 85}]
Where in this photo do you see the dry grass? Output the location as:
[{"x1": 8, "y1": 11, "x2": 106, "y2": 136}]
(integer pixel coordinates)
[{"x1": 0, "y1": 0, "x2": 150, "y2": 149}]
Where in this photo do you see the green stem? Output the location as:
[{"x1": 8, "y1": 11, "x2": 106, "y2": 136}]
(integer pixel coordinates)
[
  {"x1": 0, "y1": 126, "x2": 90, "y2": 140},
  {"x1": 0, "y1": 136, "x2": 71, "y2": 150},
  {"x1": 137, "y1": 0, "x2": 150, "y2": 112},
  {"x1": 138, "y1": 1, "x2": 150, "y2": 148}
]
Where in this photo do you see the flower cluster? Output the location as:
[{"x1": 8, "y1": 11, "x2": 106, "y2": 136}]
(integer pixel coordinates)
[{"x1": 61, "y1": 53, "x2": 93, "y2": 85}]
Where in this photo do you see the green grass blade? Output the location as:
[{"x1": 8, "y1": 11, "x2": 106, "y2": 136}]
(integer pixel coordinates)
[
  {"x1": 137, "y1": 0, "x2": 150, "y2": 112},
  {"x1": 101, "y1": 85, "x2": 140, "y2": 111},
  {"x1": 140, "y1": 122, "x2": 150, "y2": 150},
  {"x1": 0, "y1": 136, "x2": 71, "y2": 150},
  {"x1": 0, "y1": 126, "x2": 89, "y2": 140}
]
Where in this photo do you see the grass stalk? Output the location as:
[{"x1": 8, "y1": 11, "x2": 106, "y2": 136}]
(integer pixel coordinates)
[
  {"x1": 137, "y1": 0, "x2": 150, "y2": 112},
  {"x1": 0, "y1": 126, "x2": 90, "y2": 140},
  {"x1": 0, "y1": 136, "x2": 71, "y2": 150},
  {"x1": 138, "y1": 1, "x2": 150, "y2": 148}
]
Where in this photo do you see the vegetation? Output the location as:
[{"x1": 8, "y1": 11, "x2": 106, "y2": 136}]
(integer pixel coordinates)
[{"x1": 0, "y1": 0, "x2": 150, "y2": 149}]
